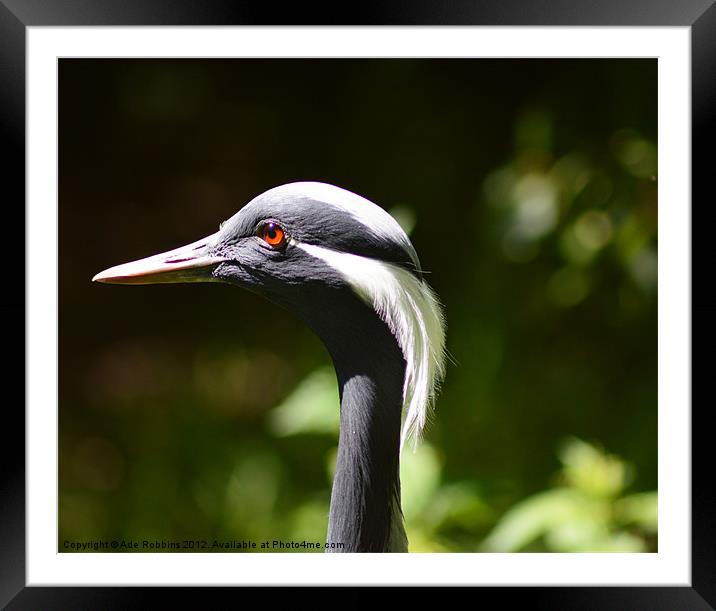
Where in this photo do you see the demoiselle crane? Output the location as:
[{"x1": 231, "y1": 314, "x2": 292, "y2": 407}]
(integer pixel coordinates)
[{"x1": 93, "y1": 182, "x2": 446, "y2": 552}]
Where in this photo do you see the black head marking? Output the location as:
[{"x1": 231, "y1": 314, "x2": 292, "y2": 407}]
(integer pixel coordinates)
[{"x1": 213, "y1": 182, "x2": 423, "y2": 279}]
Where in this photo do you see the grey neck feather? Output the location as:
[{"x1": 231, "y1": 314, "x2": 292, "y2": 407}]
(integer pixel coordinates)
[
  {"x1": 327, "y1": 365, "x2": 408, "y2": 552},
  {"x1": 297, "y1": 289, "x2": 408, "y2": 552}
]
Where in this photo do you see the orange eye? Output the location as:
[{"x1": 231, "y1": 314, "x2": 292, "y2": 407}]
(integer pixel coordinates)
[{"x1": 259, "y1": 222, "x2": 287, "y2": 248}]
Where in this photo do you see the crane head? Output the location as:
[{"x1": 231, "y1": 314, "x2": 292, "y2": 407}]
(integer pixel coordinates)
[{"x1": 93, "y1": 181, "x2": 446, "y2": 446}]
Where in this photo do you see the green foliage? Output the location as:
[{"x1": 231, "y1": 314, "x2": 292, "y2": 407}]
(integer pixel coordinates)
[
  {"x1": 482, "y1": 438, "x2": 657, "y2": 552},
  {"x1": 267, "y1": 367, "x2": 340, "y2": 437}
]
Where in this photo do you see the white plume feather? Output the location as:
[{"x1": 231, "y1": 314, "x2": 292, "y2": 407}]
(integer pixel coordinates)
[{"x1": 297, "y1": 243, "x2": 446, "y2": 449}]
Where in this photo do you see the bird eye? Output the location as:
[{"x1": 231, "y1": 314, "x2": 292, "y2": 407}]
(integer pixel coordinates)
[{"x1": 258, "y1": 222, "x2": 287, "y2": 249}]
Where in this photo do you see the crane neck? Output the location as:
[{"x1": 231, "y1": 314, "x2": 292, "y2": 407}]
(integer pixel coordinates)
[{"x1": 300, "y1": 290, "x2": 408, "y2": 552}]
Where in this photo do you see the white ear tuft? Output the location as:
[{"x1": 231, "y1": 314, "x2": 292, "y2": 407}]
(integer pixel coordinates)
[{"x1": 296, "y1": 243, "x2": 447, "y2": 449}]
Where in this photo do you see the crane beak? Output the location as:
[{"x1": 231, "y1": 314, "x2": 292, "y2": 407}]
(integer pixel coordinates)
[{"x1": 92, "y1": 233, "x2": 226, "y2": 285}]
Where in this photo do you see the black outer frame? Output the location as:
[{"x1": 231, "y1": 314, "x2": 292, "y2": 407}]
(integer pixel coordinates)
[{"x1": 1, "y1": 1, "x2": 710, "y2": 607}]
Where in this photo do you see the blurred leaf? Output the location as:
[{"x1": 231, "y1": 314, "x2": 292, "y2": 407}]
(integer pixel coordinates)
[
  {"x1": 548, "y1": 267, "x2": 590, "y2": 308},
  {"x1": 560, "y1": 211, "x2": 613, "y2": 266},
  {"x1": 545, "y1": 518, "x2": 611, "y2": 552},
  {"x1": 482, "y1": 488, "x2": 590, "y2": 552},
  {"x1": 614, "y1": 491, "x2": 658, "y2": 532},
  {"x1": 422, "y1": 481, "x2": 492, "y2": 532},
  {"x1": 405, "y1": 526, "x2": 451, "y2": 552},
  {"x1": 484, "y1": 439, "x2": 656, "y2": 552},
  {"x1": 512, "y1": 173, "x2": 559, "y2": 239},
  {"x1": 559, "y1": 437, "x2": 629, "y2": 498},
  {"x1": 400, "y1": 442, "x2": 442, "y2": 521},
  {"x1": 267, "y1": 367, "x2": 340, "y2": 437},
  {"x1": 289, "y1": 499, "x2": 330, "y2": 548},
  {"x1": 223, "y1": 452, "x2": 281, "y2": 536},
  {"x1": 611, "y1": 129, "x2": 657, "y2": 178},
  {"x1": 579, "y1": 532, "x2": 647, "y2": 552}
]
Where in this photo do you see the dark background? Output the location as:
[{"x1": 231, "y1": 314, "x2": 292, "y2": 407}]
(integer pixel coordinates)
[{"x1": 59, "y1": 58, "x2": 657, "y2": 552}]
